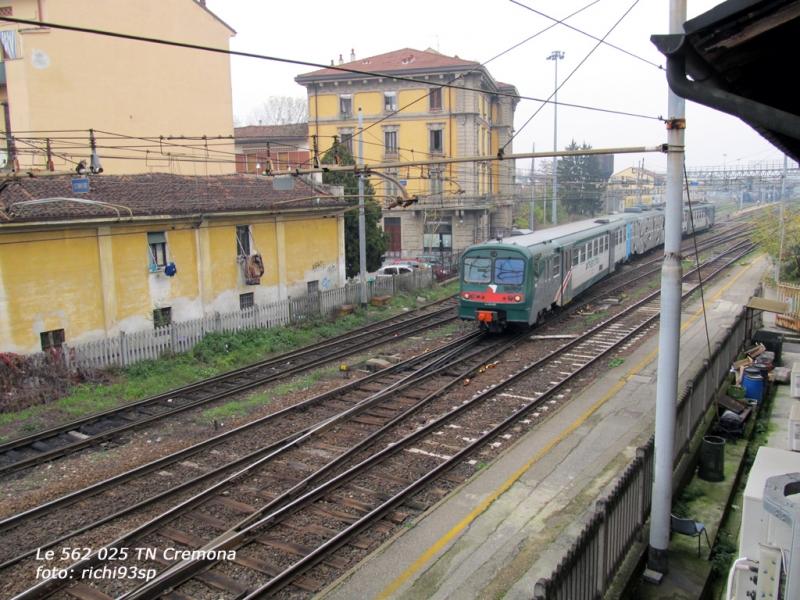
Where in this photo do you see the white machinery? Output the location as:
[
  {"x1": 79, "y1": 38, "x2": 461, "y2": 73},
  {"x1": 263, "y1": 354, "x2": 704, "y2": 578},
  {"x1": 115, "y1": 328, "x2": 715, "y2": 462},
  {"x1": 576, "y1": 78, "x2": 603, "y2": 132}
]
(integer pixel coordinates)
[{"x1": 727, "y1": 447, "x2": 800, "y2": 599}]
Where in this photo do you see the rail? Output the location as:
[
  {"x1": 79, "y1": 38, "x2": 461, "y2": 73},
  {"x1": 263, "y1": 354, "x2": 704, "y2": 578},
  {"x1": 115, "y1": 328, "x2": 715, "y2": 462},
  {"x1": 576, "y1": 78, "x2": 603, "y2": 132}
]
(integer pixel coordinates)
[{"x1": 533, "y1": 287, "x2": 763, "y2": 600}]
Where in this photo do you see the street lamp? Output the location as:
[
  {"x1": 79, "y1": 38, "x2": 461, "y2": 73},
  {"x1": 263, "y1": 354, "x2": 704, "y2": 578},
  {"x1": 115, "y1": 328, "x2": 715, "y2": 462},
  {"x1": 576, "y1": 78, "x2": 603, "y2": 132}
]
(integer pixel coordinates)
[{"x1": 547, "y1": 50, "x2": 565, "y2": 224}]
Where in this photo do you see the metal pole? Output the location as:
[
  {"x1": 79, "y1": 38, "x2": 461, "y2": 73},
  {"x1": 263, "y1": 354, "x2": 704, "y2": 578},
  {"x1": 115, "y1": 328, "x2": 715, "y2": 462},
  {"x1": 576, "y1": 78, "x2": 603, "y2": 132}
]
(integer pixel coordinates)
[
  {"x1": 553, "y1": 56, "x2": 559, "y2": 224},
  {"x1": 777, "y1": 154, "x2": 788, "y2": 286},
  {"x1": 530, "y1": 142, "x2": 535, "y2": 231},
  {"x1": 2, "y1": 101, "x2": 18, "y2": 171},
  {"x1": 648, "y1": 0, "x2": 686, "y2": 576},
  {"x1": 358, "y1": 108, "x2": 367, "y2": 309}
]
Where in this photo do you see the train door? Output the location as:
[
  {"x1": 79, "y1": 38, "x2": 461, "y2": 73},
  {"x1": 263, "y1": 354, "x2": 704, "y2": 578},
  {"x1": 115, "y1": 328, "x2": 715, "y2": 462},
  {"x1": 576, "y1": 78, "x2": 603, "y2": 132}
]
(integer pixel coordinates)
[
  {"x1": 557, "y1": 249, "x2": 573, "y2": 305},
  {"x1": 626, "y1": 223, "x2": 632, "y2": 259}
]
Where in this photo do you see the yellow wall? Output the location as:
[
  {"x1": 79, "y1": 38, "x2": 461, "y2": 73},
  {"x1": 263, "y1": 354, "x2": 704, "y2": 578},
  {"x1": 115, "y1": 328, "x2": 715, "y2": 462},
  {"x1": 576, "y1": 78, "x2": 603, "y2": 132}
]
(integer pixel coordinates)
[
  {"x1": 1, "y1": 0, "x2": 235, "y2": 175},
  {"x1": 309, "y1": 85, "x2": 458, "y2": 197},
  {"x1": 0, "y1": 228, "x2": 106, "y2": 353},
  {"x1": 283, "y1": 218, "x2": 339, "y2": 289},
  {"x1": 0, "y1": 212, "x2": 345, "y2": 353}
]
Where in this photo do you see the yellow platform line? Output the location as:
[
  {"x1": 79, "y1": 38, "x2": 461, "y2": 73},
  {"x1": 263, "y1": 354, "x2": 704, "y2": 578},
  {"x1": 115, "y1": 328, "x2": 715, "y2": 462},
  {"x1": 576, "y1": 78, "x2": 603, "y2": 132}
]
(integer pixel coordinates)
[{"x1": 376, "y1": 256, "x2": 762, "y2": 599}]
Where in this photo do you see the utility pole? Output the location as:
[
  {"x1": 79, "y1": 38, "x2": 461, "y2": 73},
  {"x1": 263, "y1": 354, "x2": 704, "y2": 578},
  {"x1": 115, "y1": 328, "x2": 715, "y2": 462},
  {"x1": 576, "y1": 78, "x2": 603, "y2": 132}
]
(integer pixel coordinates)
[
  {"x1": 358, "y1": 108, "x2": 367, "y2": 309},
  {"x1": 547, "y1": 50, "x2": 565, "y2": 225},
  {"x1": 777, "y1": 154, "x2": 788, "y2": 287},
  {"x1": 649, "y1": 0, "x2": 686, "y2": 576},
  {"x1": 2, "y1": 101, "x2": 18, "y2": 171},
  {"x1": 530, "y1": 142, "x2": 535, "y2": 231}
]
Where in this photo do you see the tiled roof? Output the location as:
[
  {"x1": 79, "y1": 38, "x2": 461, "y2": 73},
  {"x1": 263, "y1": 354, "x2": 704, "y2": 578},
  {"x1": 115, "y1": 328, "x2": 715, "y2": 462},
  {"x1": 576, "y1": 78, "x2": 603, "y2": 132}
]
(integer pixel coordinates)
[
  {"x1": 297, "y1": 48, "x2": 479, "y2": 80},
  {"x1": 0, "y1": 173, "x2": 342, "y2": 223},
  {"x1": 235, "y1": 123, "x2": 309, "y2": 140}
]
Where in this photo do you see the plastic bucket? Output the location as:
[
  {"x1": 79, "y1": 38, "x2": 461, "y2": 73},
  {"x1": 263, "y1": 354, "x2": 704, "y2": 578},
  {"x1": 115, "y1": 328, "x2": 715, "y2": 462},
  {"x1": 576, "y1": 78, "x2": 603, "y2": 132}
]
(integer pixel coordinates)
[
  {"x1": 743, "y1": 370, "x2": 764, "y2": 403},
  {"x1": 698, "y1": 435, "x2": 725, "y2": 482},
  {"x1": 753, "y1": 362, "x2": 771, "y2": 385}
]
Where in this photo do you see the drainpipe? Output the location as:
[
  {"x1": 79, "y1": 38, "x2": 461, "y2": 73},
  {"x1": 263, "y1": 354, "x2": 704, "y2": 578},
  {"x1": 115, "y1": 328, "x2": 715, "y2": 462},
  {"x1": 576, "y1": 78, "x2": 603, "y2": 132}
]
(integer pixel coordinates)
[{"x1": 651, "y1": 34, "x2": 800, "y2": 141}]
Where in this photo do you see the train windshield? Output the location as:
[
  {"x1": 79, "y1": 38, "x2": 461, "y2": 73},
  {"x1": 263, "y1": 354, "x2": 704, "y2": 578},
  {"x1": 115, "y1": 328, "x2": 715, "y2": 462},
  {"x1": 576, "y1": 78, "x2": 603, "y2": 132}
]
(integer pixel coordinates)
[
  {"x1": 494, "y1": 258, "x2": 525, "y2": 284},
  {"x1": 463, "y1": 258, "x2": 492, "y2": 282}
]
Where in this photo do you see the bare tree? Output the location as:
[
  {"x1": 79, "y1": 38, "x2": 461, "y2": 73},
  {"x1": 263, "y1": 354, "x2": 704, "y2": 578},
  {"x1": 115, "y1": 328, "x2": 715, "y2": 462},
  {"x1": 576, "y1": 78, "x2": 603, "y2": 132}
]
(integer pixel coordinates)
[{"x1": 248, "y1": 96, "x2": 308, "y2": 126}]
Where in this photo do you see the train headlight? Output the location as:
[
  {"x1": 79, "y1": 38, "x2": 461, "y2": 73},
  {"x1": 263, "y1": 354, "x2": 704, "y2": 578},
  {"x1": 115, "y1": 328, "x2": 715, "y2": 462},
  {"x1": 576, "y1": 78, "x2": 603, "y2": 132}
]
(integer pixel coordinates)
[
  {"x1": 462, "y1": 292, "x2": 470, "y2": 299},
  {"x1": 514, "y1": 295, "x2": 522, "y2": 302}
]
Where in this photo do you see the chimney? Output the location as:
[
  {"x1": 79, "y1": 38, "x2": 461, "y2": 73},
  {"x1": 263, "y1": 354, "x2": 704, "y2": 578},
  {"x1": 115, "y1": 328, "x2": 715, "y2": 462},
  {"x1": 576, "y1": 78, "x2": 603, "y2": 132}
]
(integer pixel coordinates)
[
  {"x1": 330, "y1": 59, "x2": 334, "y2": 66},
  {"x1": 198, "y1": 0, "x2": 206, "y2": 5},
  {"x1": 338, "y1": 54, "x2": 344, "y2": 65},
  {"x1": 350, "y1": 48, "x2": 356, "y2": 62}
]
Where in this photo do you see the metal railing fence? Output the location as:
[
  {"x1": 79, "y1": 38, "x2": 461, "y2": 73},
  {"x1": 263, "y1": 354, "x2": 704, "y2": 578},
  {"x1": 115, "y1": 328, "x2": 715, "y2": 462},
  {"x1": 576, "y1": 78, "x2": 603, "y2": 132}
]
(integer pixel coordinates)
[{"x1": 534, "y1": 293, "x2": 763, "y2": 600}]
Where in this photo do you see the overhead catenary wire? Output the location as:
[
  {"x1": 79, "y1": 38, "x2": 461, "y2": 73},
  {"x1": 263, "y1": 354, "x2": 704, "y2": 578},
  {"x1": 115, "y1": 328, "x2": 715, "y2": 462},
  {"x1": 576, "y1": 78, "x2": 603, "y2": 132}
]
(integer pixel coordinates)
[
  {"x1": 503, "y1": 0, "x2": 644, "y2": 152},
  {"x1": 0, "y1": 15, "x2": 662, "y2": 124},
  {"x1": 336, "y1": 0, "x2": 605, "y2": 146},
  {"x1": 509, "y1": 0, "x2": 663, "y2": 70}
]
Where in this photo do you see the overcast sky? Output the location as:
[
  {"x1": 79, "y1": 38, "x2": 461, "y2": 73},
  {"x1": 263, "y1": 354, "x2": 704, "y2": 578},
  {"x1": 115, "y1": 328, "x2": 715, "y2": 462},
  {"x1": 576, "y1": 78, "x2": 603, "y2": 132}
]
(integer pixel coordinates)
[{"x1": 206, "y1": 0, "x2": 785, "y2": 173}]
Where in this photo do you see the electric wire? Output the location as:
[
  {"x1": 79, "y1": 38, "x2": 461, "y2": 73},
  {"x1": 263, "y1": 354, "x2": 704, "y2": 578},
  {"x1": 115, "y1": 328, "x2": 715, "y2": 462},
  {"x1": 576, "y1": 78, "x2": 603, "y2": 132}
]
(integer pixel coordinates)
[
  {"x1": 503, "y1": 0, "x2": 644, "y2": 152},
  {"x1": 509, "y1": 0, "x2": 663, "y2": 70},
  {"x1": 335, "y1": 0, "x2": 603, "y2": 148},
  {"x1": 0, "y1": 15, "x2": 662, "y2": 123}
]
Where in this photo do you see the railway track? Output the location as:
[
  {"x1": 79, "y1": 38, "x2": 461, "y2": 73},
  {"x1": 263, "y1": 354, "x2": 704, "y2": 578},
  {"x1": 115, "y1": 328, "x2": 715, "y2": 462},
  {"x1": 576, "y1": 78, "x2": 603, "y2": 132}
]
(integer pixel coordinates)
[
  {"x1": 8, "y1": 242, "x2": 755, "y2": 600},
  {"x1": 0, "y1": 297, "x2": 460, "y2": 477}
]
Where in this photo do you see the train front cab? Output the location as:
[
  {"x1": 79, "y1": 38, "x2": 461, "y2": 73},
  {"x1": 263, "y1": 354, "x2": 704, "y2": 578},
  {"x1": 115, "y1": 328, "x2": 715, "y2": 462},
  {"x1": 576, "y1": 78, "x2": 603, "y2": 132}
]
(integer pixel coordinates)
[{"x1": 459, "y1": 248, "x2": 532, "y2": 332}]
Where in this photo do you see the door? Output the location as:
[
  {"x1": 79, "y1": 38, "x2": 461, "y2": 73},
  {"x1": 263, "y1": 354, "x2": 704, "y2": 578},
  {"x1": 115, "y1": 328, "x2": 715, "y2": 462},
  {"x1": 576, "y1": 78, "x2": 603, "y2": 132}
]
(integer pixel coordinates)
[{"x1": 384, "y1": 217, "x2": 402, "y2": 254}]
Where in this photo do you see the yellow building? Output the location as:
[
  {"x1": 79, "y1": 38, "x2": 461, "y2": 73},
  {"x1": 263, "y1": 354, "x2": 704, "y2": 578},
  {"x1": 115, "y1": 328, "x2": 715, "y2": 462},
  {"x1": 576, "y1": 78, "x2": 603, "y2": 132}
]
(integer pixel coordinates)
[
  {"x1": 0, "y1": 0, "x2": 236, "y2": 175},
  {"x1": 0, "y1": 173, "x2": 346, "y2": 354},
  {"x1": 606, "y1": 166, "x2": 665, "y2": 212},
  {"x1": 295, "y1": 48, "x2": 519, "y2": 256}
]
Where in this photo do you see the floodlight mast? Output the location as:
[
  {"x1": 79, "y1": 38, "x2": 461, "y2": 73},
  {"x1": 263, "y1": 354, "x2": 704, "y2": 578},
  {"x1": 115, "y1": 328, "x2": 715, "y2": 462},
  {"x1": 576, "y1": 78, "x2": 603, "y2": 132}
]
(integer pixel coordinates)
[{"x1": 547, "y1": 50, "x2": 565, "y2": 224}]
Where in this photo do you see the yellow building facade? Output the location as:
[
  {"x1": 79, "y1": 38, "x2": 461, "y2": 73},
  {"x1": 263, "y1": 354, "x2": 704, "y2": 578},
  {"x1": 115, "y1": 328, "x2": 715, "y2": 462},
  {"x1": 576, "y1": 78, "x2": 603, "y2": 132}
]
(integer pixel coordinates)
[
  {"x1": 0, "y1": 174, "x2": 346, "y2": 354},
  {"x1": 295, "y1": 48, "x2": 519, "y2": 256},
  {"x1": 606, "y1": 166, "x2": 665, "y2": 212},
  {"x1": 0, "y1": 0, "x2": 236, "y2": 175}
]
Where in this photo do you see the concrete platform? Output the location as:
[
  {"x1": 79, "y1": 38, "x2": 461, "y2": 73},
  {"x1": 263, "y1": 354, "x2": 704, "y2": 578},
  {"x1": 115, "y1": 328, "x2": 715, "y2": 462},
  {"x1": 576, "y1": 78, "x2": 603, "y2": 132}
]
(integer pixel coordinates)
[{"x1": 319, "y1": 255, "x2": 769, "y2": 600}]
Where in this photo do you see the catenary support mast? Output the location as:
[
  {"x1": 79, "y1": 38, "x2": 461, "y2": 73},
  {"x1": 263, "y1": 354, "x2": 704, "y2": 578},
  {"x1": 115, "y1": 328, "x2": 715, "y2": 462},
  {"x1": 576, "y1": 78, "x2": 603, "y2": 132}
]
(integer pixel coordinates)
[
  {"x1": 648, "y1": 0, "x2": 686, "y2": 575},
  {"x1": 358, "y1": 108, "x2": 367, "y2": 308}
]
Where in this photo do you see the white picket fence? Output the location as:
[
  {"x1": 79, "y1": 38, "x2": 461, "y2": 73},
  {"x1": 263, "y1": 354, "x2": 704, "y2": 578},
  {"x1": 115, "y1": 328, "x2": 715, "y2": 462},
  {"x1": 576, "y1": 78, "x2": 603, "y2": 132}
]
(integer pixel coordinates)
[{"x1": 61, "y1": 269, "x2": 433, "y2": 371}]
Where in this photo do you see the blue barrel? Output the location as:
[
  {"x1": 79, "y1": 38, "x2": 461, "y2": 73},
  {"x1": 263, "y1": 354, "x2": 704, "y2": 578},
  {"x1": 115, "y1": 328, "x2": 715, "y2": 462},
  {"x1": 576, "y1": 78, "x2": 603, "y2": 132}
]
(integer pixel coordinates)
[{"x1": 742, "y1": 369, "x2": 764, "y2": 403}]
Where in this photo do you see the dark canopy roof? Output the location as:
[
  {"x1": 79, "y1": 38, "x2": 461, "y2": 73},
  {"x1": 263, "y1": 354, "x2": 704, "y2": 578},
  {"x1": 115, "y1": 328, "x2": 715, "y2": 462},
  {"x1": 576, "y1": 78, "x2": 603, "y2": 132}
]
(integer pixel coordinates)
[{"x1": 652, "y1": 0, "x2": 800, "y2": 162}]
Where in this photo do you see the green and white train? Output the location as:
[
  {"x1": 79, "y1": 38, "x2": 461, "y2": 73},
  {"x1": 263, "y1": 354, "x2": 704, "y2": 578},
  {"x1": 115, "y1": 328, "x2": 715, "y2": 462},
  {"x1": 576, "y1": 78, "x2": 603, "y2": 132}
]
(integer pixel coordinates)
[{"x1": 458, "y1": 204, "x2": 715, "y2": 332}]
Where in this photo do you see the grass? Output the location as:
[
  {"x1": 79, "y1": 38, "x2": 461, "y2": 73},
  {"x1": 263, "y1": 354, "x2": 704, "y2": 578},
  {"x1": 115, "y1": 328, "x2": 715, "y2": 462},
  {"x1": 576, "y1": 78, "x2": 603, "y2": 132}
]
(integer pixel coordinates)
[
  {"x1": 609, "y1": 357, "x2": 625, "y2": 368},
  {"x1": 1, "y1": 283, "x2": 460, "y2": 432}
]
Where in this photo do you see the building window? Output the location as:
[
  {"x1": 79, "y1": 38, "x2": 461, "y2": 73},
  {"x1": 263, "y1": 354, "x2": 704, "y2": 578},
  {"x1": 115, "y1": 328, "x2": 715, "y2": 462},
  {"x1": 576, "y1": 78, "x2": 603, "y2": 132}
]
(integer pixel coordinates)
[
  {"x1": 423, "y1": 217, "x2": 453, "y2": 252},
  {"x1": 384, "y1": 130, "x2": 398, "y2": 156},
  {"x1": 430, "y1": 88, "x2": 442, "y2": 111},
  {"x1": 0, "y1": 7, "x2": 12, "y2": 17},
  {"x1": 240, "y1": 292, "x2": 254, "y2": 310},
  {"x1": 153, "y1": 307, "x2": 172, "y2": 328},
  {"x1": 339, "y1": 94, "x2": 352, "y2": 117},
  {"x1": 40, "y1": 329, "x2": 65, "y2": 351},
  {"x1": 338, "y1": 128, "x2": 354, "y2": 154},
  {"x1": 236, "y1": 225, "x2": 251, "y2": 257},
  {"x1": 429, "y1": 129, "x2": 443, "y2": 154},
  {"x1": 384, "y1": 91, "x2": 397, "y2": 112},
  {"x1": 148, "y1": 232, "x2": 167, "y2": 269},
  {"x1": 429, "y1": 177, "x2": 444, "y2": 196},
  {"x1": 307, "y1": 280, "x2": 319, "y2": 294}
]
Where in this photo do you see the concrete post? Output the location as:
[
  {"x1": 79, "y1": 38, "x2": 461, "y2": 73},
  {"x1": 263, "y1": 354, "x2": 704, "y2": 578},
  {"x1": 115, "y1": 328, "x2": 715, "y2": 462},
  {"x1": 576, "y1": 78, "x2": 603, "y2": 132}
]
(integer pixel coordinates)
[
  {"x1": 358, "y1": 108, "x2": 367, "y2": 309},
  {"x1": 648, "y1": 0, "x2": 686, "y2": 574}
]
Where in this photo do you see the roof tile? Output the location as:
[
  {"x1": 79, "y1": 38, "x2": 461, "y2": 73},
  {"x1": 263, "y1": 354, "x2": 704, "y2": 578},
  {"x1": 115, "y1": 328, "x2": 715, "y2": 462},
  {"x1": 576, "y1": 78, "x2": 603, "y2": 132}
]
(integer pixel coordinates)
[{"x1": 0, "y1": 173, "x2": 341, "y2": 223}]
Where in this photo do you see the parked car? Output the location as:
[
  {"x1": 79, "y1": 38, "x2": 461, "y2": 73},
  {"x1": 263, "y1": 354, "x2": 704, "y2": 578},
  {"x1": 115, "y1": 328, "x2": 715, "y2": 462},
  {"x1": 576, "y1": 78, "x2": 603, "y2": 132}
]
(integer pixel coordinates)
[
  {"x1": 392, "y1": 260, "x2": 422, "y2": 269},
  {"x1": 376, "y1": 265, "x2": 414, "y2": 278}
]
